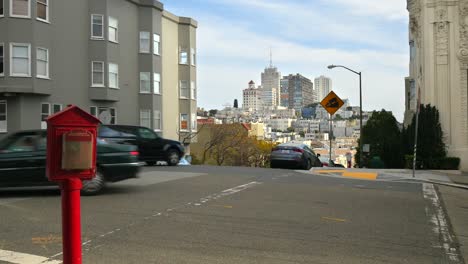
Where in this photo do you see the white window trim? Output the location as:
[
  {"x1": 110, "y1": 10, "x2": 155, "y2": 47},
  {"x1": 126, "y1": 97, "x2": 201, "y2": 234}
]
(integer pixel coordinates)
[
  {"x1": 190, "y1": 48, "x2": 196, "y2": 66},
  {"x1": 191, "y1": 81, "x2": 196, "y2": 100},
  {"x1": 110, "y1": 107, "x2": 117, "y2": 124},
  {"x1": 191, "y1": 113, "x2": 197, "y2": 132},
  {"x1": 10, "y1": 43, "x2": 31, "y2": 77},
  {"x1": 0, "y1": 100, "x2": 7, "y2": 133},
  {"x1": 40, "y1": 102, "x2": 50, "y2": 129},
  {"x1": 90, "y1": 106, "x2": 97, "y2": 117},
  {"x1": 153, "y1": 33, "x2": 160, "y2": 56},
  {"x1": 52, "y1": 103, "x2": 62, "y2": 113},
  {"x1": 153, "y1": 110, "x2": 161, "y2": 132},
  {"x1": 36, "y1": 0, "x2": 49, "y2": 23},
  {"x1": 0, "y1": 43, "x2": 4, "y2": 77},
  {"x1": 91, "y1": 61, "x2": 105, "y2": 87},
  {"x1": 36, "y1": 47, "x2": 49, "y2": 79},
  {"x1": 180, "y1": 114, "x2": 189, "y2": 132},
  {"x1": 108, "y1": 16, "x2": 118, "y2": 43},
  {"x1": 91, "y1": 14, "x2": 104, "y2": 40},
  {"x1": 139, "y1": 72, "x2": 151, "y2": 94},
  {"x1": 179, "y1": 80, "x2": 189, "y2": 99},
  {"x1": 10, "y1": 0, "x2": 31, "y2": 18},
  {"x1": 108, "y1": 62, "x2": 119, "y2": 89},
  {"x1": 179, "y1": 48, "x2": 188, "y2": 65},
  {"x1": 139, "y1": 109, "x2": 151, "y2": 128},
  {"x1": 153, "y1": 73, "x2": 161, "y2": 94},
  {"x1": 139, "y1": 31, "x2": 150, "y2": 53}
]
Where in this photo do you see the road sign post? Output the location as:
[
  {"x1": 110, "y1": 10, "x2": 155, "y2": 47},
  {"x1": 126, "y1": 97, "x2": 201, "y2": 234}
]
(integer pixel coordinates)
[{"x1": 321, "y1": 91, "x2": 345, "y2": 164}]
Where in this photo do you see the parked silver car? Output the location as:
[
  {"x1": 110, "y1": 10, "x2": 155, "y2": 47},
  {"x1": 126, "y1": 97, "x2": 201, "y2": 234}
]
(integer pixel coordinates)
[{"x1": 270, "y1": 143, "x2": 323, "y2": 170}]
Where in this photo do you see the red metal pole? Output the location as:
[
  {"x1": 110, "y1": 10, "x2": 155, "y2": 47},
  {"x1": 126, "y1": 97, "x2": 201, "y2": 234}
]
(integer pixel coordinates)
[{"x1": 60, "y1": 178, "x2": 83, "y2": 264}]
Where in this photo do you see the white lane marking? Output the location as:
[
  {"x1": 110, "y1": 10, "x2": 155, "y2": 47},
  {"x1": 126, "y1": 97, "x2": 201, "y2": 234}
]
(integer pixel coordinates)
[
  {"x1": 0, "y1": 249, "x2": 61, "y2": 264},
  {"x1": 116, "y1": 171, "x2": 207, "y2": 187},
  {"x1": 422, "y1": 183, "x2": 461, "y2": 263}
]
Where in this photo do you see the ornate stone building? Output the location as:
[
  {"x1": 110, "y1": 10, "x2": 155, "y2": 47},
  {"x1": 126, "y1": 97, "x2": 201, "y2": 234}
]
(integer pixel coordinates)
[{"x1": 405, "y1": 0, "x2": 468, "y2": 170}]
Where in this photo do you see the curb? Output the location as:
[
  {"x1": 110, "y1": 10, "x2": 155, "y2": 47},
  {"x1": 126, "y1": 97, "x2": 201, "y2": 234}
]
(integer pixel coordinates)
[{"x1": 393, "y1": 178, "x2": 468, "y2": 190}]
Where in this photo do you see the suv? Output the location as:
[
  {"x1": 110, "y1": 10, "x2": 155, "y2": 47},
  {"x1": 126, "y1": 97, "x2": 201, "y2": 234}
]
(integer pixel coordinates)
[{"x1": 98, "y1": 125, "x2": 185, "y2": 166}]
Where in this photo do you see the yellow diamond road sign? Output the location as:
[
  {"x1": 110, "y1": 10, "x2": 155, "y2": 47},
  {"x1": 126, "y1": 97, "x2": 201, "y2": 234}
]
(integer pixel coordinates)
[{"x1": 320, "y1": 91, "x2": 344, "y2": 115}]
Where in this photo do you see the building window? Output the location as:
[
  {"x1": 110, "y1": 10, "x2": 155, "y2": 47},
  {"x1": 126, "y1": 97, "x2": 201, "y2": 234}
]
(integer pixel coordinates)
[
  {"x1": 108, "y1": 63, "x2": 118, "y2": 88},
  {"x1": 139, "y1": 72, "x2": 150, "y2": 93},
  {"x1": 11, "y1": 0, "x2": 30, "y2": 18},
  {"x1": 108, "y1": 17, "x2": 118, "y2": 43},
  {"x1": 179, "y1": 48, "x2": 188, "y2": 64},
  {"x1": 180, "y1": 80, "x2": 189, "y2": 98},
  {"x1": 190, "y1": 48, "x2": 196, "y2": 66},
  {"x1": 191, "y1": 113, "x2": 196, "y2": 131},
  {"x1": 140, "y1": 109, "x2": 151, "y2": 128},
  {"x1": 41, "y1": 102, "x2": 50, "y2": 129},
  {"x1": 10, "y1": 43, "x2": 31, "y2": 77},
  {"x1": 153, "y1": 34, "x2": 160, "y2": 55},
  {"x1": 90, "y1": 106, "x2": 97, "y2": 117},
  {"x1": 191, "y1": 81, "x2": 196, "y2": 99},
  {"x1": 53, "y1": 104, "x2": 62, "y2": 113},
  {"x1": 36, "y1": 0, "x2": 48, "y2": 22},
  {"x1": 139, "y1": 31, "x2": 150, "y2": 53},
  {"x1": 153, "y1": 110, "x2": 161, "y2": 131},
  {"x1": 91, "y1": 61, "x2": 104, "y2": 86},
  {"x1": 0, "y1": 44, "x2": 3, "y2": 76},
  {"x1": 153, "y1": 73, "x2": 160, "y2": 94},
  {"x1": 1, "y1": 0, "x2": 4, "y2": 16},
  {"x1": 0, "y1": 101, "x2": 6, "y2": 133},
  {"x1": 180, "y1": 114, "x2": 188, "y2": 131},
  {"x1": 36, "y1": 47, "x2": 48, "y2": 78},
  {"x1": 98, "y1": 107, "x2": 116, "y2": 124},
  {"x1": 91, "y1": 14, "x2": 104, "y2": 39}
]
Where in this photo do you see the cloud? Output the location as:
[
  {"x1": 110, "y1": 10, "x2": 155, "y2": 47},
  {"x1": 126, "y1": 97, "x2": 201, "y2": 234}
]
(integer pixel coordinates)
[{"x1": 325, "y1": 0, "x2": 408, "y2": 21}]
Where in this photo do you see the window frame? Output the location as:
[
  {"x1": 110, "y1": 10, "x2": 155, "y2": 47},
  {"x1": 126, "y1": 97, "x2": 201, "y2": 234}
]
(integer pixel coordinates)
[
  {"x1": 139, "y1": 109, "x2": 151, "y2": 128},
  {"x1": 179, "y1": 80, "x2": 189, "y2": 99},
  {"x1": 190, "y1": 48, "x2": 196, "y2": 66},
  {"x1": 10, "y1": 43, "x2": 31, "y2": 77},
  {"x1": 153, "y1": 73, "x2": 160, "y2": 94},
  {"x1": 91, "y1": 14, "x2": 104, "y2": 40},
  {"x1": 52, "y1": 103, "x2": 62, "y2": 114},
  {"x1": 108, "y1": 62, "x2": 119, "y2": 89},
  {"x1": 0, "y1": 0, "x2": 4, "y2": 17},
  {"x1": 179, "y1": 48, "x2": 188, "y2": 65},
  {"x1": 0, "y1": 43, "x2": 4, "y2": 77},
  {"x1": 108, "y1": 16, "x2": 118, "y2": 43},
  {"x1": 153, "y1": 33, "x2": 160, "y2": 55},
  {"x1": 139, "y1": 31, "x2": 150, "y2": 53},
  {"x1": 153, "y1": 110, "x2": 161, "y2": 131},
  {"x1": 191, "y1": 113, "x2": 197, "y2": 132},
  {"x1": 191, "y1": 81, "x2": 196, "y2": 100},
  {"x1": 0, "y1": 100, "x2": 6, "y2": 133},
  {"x1": 36, "y1": 47, "x2": 49, "y2": 79},
  {"x1": 139, "y1": 72, "x2": 151, "y2": 94},
  {"x1": 91, "y1": 61, "x2": 105, "y2": 87},
  {"x1": 10, "y1": 0, "x2": 31, "y2": 18},
  {"x1": 36, "y1": 0, "x2": 48, "y2": 23},
  {"x1": 98, "y1": 107, "x2": 117, "y2": 124},
  {"x1": 90, "y1": 106, "x2": 97, "y2": 117},
  {"x1": 180, "y1": 114, "x2": 188, "y2": 132},
  {"x1": 40, "y1": 102, "x2": 50, "y2": 129}
]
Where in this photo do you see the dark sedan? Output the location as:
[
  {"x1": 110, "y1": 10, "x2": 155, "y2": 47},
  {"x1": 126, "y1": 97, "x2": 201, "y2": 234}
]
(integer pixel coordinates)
[
  {"x1": 0, "y1": 130, "x2": 144, "y2": 195},
  {"x1": 270, "y1": 143, "x2": 323, "y2": 170}
]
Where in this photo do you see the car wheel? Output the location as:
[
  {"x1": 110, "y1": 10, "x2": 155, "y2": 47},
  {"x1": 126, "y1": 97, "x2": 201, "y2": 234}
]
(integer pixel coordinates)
[
  {"x1": 166, "y1": 149, "x2": 180, "y2": 166},
  {"x1": 146, "y1": 161, "x2": 156, "y2": 166},
  {"x1": 82, "y1": 170, "x2": 105, "y2": 196},
  {"x1": 303, "y1": 159, "x2": 311, "y2": 170}
]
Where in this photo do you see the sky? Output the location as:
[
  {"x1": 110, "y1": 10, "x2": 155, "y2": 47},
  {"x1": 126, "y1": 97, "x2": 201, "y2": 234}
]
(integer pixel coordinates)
[{"x1": 164, "y1": 0, "x2": 409, "y2": 121}]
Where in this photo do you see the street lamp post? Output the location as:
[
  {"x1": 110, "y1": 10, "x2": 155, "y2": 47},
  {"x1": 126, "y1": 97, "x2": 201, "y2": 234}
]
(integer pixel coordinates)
[{"x1": 327, "y1": 65, "x2": 363, "y2": 168}]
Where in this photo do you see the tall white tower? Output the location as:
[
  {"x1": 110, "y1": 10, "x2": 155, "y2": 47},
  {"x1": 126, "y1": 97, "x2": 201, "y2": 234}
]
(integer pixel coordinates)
[{"x1": 314, "y1": 75, "x2": 332, "y2": 102}]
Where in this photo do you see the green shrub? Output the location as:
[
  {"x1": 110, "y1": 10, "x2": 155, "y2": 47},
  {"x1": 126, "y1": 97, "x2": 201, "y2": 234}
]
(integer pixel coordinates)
[{"x1": 439, "y1": 157, "x2": 460, "y2": 170}]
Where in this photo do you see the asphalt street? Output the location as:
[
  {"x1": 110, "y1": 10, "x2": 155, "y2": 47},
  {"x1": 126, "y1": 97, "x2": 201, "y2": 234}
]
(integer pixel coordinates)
[{"x1": 0, "y1": 165, "x2": 466, "y2": 264}]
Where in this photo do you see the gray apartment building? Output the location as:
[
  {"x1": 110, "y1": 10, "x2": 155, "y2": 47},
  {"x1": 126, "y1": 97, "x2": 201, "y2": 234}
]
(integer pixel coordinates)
[
  {"x1": 282, "y1": 74, "x2": 314, "y2": 113},
  {"x1": 0, "y1": 0, "x2": 197, "y2": 146}
]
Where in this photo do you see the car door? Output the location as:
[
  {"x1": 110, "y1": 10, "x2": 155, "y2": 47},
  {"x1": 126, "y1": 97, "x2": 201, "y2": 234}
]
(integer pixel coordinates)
[
  {"x1": 137, "y1": 127, "x2": 165, "y2": 160},
  {"x1": 0, "y1": 133, "x2": 48, "y2": 187}
]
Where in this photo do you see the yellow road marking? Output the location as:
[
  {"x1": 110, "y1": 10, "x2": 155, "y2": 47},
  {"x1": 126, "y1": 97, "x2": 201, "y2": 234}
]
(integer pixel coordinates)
[
  {"x1": 322, "y1": 216, "x2": 347, "y2": 222},
  {"x1": 212, "y1": 205, "x2": 233, "y2": 209},
  {"x1": 342, "y1": 172, "x2": 377, "y2": 180},
  {"x1": 31, "y1": 235, "x2": 62, "y2": 245}
]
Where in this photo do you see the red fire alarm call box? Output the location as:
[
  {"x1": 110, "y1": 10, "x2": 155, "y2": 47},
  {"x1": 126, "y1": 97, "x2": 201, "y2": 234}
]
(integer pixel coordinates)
[{"x1": 46, "y1": 105, "x2": 101, "y2": 181}]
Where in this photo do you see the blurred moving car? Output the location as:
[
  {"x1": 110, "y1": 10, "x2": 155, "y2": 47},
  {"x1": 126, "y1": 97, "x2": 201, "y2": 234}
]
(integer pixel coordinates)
[
  {"x1": 318, "y1": 156, "x2": 345, "y2": 168},
  {"x1": 270, "y1": 143, "x2": 322, "y2": 170},
  {"x1": 0, "y1": 130, "x2": 143, "y2": 195},
  {"x1": 98, "y1": 125, "x2": 185, "y2": 166}
]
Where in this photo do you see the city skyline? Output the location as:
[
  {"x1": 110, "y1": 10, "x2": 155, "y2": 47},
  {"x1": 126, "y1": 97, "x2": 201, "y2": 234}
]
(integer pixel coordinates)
[{"x1": 164, "y1": 0, "x2": 408, "y2": 121}]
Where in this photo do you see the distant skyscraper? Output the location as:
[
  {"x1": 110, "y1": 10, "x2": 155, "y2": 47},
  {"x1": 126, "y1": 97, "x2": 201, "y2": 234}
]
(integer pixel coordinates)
[
  {"x1": 243, "y1": 81, "x2": 261, "y2": 111},
  {"x1": 280, "y1": 78, "x2": 289, "y2": 107},
  {"x1": 283, "y1": 74, "x2": 314, "y2": 113},
  {"x1": 315, "y1": 75, "x2": 332, "y2": 102},
  {"x1": 260, "y1": 51, "x2": 281, "y2": 107}
]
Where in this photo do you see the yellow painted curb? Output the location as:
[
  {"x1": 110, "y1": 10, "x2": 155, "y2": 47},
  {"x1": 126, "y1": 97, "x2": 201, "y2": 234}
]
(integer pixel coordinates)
[
  {"x1": 342, "y1": 172, "x2": 377, "y2": 180},
  {"x1": 315, "y1": 170, "x2": 346, "y2": 174}
]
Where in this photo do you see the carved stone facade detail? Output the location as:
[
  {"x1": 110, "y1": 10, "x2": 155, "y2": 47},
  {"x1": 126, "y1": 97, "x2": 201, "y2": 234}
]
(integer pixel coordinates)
[
  {"x1": 408, "y1": 0, "x2": 422, "y2": 47},
  {"x1": 460, "y1": 1, "x2": 468, "y2": 144},
  {"x1": 435, "y1": 22, "x2": 449, "y2": 57}
]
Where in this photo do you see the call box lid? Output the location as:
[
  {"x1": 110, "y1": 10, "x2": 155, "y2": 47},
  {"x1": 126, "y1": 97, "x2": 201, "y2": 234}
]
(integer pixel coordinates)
[{"x1": 46, "y1": 105, "x2": 101, "y2": 127}]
